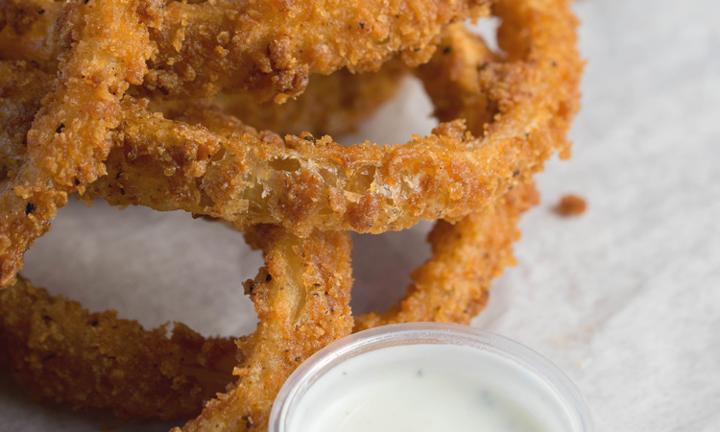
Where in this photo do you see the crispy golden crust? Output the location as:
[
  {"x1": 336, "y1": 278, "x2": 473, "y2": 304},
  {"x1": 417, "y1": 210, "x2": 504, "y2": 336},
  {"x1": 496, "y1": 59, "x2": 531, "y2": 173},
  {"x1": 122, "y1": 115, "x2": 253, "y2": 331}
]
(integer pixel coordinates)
[
  {"x1": 212, "y1": 59, "x2": 407, "y2": 138},
  {"x1": 0, "y1": 278, "x2": 238, "y2": 420},
  {"x1": 0, "y1": 1, "x2": 584, "y2": 431},
  {"x1": 0, "y1": 0, "x2": 164, "y2": 286},
  {"x1": 147, "y1": 58, "x2": 407, "y2": 140},
  {"x1": 1, "y1": 225, "x2": 353, "y2": 426},
  {"x1": 88, "y1": 4, "x2": 579, "y2": 238},
  {"x1": 1, "y1": 182, "x2": 537, "y2": 427},
  {"x1": 355, "y1": 180, "x2": 538, "y2": 330},
  {"x1": 1, "y1": 0, "x2": 487, "y2": 102},
  {"x1": 0, "y1": 61, "x2": 52, "y2": 177},
  {"x1": 181, "y1": 225, "x2": 354, "y2": 432},
  {"x1": 141, "y1": 0, "x2": 489, "y2": 102},
  {"x1": 0, "y1": 0, "x2": 581, "y2": 289}
]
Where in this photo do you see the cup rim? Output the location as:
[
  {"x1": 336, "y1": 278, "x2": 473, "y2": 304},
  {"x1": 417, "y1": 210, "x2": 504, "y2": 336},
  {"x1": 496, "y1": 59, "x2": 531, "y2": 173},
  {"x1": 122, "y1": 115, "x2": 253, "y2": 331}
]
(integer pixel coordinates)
[{"x1": 269, "y1": 322, "x2": 594, "y2": 432}]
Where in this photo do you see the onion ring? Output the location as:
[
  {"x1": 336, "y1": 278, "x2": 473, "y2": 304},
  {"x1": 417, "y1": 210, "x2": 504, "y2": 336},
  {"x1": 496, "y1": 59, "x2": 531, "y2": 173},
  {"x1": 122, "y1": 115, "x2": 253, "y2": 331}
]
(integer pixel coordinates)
[
  {"x1": 83, "y1": 9, "x2": 577, "y2": 237},
  {"x1": 0, "y1": 0, "x2": 164, "y2": 286},
  {"x1": 0, "y1": 0, "x2": 488, "y2": 102},
  {"x1": 0, "y1": 62, "x2": 543, "y2": 421},
  {"x1": 1, "y1": 224, "x2": 354, "y2": 423},
  {"x1": 0, "y1": 57, "x2": 405, "y2": 179},
  {"x1": 141, "y1": 0, "x2": 489, "y2": 102},
  {"x1": 0, "y1": 277, "x2": 238, "y2": 420},
  {"x1": 355, "y1": 180, "x2": 538, "y2": 330},
  {"x1": 151, "y1": 58, "x2": 407, "y2": 140},
  {"x1": 0, "y1": 0, "x2": 582, "y2": 429},
  {"x1": 1, "y1": 181, "x2": 536, "y2": 426},
  {"x1": 0, "y1": 0, "x2": 579, "y2": 304}
]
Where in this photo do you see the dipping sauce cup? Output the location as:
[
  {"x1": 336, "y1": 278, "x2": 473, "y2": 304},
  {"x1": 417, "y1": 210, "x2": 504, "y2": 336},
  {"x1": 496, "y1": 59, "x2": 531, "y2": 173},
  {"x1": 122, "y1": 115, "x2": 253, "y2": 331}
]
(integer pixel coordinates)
[{"x1": 270, "y1": 323, "x2": 593, "y2": 432}]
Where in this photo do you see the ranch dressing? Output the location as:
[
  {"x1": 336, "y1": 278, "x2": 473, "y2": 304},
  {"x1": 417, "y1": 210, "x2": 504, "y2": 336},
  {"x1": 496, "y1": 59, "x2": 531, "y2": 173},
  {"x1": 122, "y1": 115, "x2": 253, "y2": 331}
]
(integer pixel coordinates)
[{"x1": 290, "y1": 344, "x2": 570, "y2": 432}]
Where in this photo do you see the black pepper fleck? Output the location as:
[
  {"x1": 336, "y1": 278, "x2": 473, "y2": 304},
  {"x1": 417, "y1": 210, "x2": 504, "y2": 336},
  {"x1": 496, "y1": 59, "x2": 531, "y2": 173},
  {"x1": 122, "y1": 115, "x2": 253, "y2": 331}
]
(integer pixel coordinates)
[
  {"x1": 56, "y1": 123, "x2": 65, "y2": 134},
  {"x1": 25, "y1": 202, "x2": 35, "y2": 215},
  {"x1": 266, "y1": 274, "x2": 272, "y2": 282},
  {"x1": 359, "y1": 22, "x2": 365, "y2": 29},
  {"x1": 74, "y1": 177, "x2": 80, "y2": 185}
]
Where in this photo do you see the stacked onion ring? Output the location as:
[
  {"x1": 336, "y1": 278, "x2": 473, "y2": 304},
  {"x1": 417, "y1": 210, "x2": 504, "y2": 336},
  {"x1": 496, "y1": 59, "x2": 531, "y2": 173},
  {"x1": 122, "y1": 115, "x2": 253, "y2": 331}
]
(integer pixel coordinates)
[{"x1": 0, "y1": 0, "x2": 582, "y2": 430}]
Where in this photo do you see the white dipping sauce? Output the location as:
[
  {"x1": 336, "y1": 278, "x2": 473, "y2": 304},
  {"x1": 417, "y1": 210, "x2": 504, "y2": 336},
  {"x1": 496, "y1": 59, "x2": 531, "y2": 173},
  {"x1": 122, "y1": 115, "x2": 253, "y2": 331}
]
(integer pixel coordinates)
[{"x1": 290, "y1": 344, "x2": 574, "y2": 432}]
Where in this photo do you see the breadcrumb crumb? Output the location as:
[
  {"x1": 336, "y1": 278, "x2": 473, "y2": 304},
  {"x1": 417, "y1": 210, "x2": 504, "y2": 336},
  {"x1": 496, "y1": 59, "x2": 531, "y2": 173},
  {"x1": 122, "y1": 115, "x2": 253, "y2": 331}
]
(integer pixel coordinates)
[{"x1": 555, "y1": 194, "x2": 587, "y2": 216}]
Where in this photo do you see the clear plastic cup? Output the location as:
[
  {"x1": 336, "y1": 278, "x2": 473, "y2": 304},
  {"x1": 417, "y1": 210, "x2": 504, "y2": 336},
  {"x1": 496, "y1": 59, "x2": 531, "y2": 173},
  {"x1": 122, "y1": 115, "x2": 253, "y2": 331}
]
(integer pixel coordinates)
[{"x1": 270, "y1": 322, "x2": 593, "y2": 432}]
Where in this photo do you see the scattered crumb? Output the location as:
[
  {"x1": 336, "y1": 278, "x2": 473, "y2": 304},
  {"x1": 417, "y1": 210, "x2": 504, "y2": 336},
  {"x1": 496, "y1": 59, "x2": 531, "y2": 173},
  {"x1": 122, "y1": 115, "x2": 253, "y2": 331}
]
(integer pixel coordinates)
[{"x1": 554, "y1": 194, "x2": 587, "y2": 216}]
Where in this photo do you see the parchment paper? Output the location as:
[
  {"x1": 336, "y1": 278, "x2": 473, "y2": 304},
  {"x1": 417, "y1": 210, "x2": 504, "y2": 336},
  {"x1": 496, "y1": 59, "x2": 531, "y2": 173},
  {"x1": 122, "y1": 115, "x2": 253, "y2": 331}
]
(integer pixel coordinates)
[{"x1": 2, "y1": 0, "x2": 719, "y2": 430}]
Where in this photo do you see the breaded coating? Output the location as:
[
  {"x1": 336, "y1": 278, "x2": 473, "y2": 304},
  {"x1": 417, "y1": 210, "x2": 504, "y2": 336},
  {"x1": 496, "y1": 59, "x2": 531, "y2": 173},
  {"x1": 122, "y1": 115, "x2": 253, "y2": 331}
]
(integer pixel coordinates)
[
  {"x1": 0, "y1": 61, "x2": 52, "y2": 177},
  {"x1": 0, "y1": 0, "x2": 487, "y2": 102},
  {"x1": 212, "y1": 59, "x2": 407, "y2": 138},
  {"x1": 0, "y1": 0, "x2": 581, "y2": 288},
  {"x1": 0, "y1": 0, "x2": 584, "y2": 431},
  {"x1": 148, "y1": 59, "x2": 407, "y2": 139},
  {"x1": 0, "y1": 277, "x2": 237, "y2": 420},
  {"x1": 0, "y1": 0, "x2": 164, "y2": 287},
  {"x1": 142, "y1": 0, "x2": 489, "y2": 102},
  {"x1": 1, "y1": 181, "x2": 538, "y2": 425},
  {"x1": 355, "y1": 180, "x2": 538, "y2": 330},
  {"x1": 1, "y1": 225, "x2": 353, "y2": 427},
  {"x1": 176, "y1": 225, "x2": 354, "y2": 431},
  {"x1": 89, "y1": 9, "x2": 579, "y2": 239}
]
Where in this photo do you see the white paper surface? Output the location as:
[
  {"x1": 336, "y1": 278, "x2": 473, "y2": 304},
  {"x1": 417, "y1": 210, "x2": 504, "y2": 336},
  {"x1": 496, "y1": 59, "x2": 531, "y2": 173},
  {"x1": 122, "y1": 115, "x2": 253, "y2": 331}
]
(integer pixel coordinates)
[{"x1": 2, "y1": 0, "x2": 719, "y2": 430}]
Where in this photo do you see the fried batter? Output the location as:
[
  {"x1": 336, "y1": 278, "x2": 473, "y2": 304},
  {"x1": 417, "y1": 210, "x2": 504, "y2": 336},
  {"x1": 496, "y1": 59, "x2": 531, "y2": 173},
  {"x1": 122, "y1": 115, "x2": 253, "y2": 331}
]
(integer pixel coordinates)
[
  {"x1": 0, "y1": 0, "x2": 163, "y2": 287},
  {"x1": 1, "y1": 0, "x2": 487, "y2": 102},
  {"x1": 0, "y1": 61, "x2": 51, "y2": 178},
  {"x1": 142, "y1": 0, "x2": 489, "y2": 102},
  {"x1": 0, "y1": 0, "x2": 581, "y2": 290},
  {"x1": 1, "y1": 225, "x2": 353, "y2": 426},
  {"x1": 0, "y1": 278, "x2": 237, "y2": 420},
  {"x1": 149, "y1": 59, "x2": 407, "y2": 139},
  {"x1": 0, "y1": 1, "x2": 584, "y2": 430},
  {"x1": 86, "y1": 11, "x2": 579, "y2": 239},
  {"x1": 355, "y1": 181, "x2": 538, "y2": 330}
]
